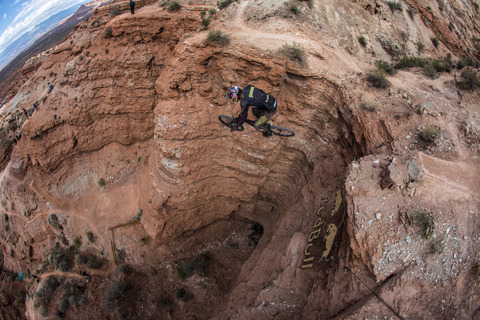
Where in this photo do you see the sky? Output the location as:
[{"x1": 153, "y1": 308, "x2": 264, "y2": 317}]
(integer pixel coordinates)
[{"x1": 0, "y1": 0, "x2": 91, "y2": 58}]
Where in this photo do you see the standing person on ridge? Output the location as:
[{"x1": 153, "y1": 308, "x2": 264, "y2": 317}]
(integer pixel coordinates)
[
  {"x1": 224, "y1": 85, "x2": 277, "y2": 137},
  {"x1": 129, "y1": 0, "x2": 135, "y2": 14}
]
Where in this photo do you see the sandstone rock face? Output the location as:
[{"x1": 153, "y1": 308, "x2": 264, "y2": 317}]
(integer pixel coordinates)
[{"x1": 0, "y1": 0, "x2": 479, "y2": 319}]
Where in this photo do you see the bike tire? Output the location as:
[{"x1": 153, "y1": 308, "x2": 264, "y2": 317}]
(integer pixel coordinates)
[
  {"x1": 269, "y1": 125, "x2": 295, "y2": 137},
  {"x1": 218, "y1": 114, "x2": 244, "y2": 131}
]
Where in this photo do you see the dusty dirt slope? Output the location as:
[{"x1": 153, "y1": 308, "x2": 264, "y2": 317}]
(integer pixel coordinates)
[{"x1": 0, "y1": 0, "x2": 479, "y2": 319}]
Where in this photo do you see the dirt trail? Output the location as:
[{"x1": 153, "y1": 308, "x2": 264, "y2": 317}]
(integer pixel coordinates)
[{"x1": 219, "y1": 0, "x2": 362, "y2": 75}]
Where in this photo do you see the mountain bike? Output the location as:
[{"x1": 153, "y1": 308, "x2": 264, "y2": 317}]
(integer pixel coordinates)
[{"x1": 218, "y1": 114, "x2": 295, "y2": 137}]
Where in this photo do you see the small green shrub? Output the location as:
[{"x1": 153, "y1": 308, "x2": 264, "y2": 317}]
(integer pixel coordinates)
[
  {"x1": 413, "y1": 210, "x2": 435, "y2": 239},
  {"x1": 281, "y1": 43, "x2": 306, "y2": 62},
  {"x1": 201, "y1": 16, "x2": 211, "y2": 27},
  {"x1": 73, "y1": 237, "x2": 81, "y2": 248},
  {"x1": 456, "y1": 57, "x2": 480, "y2": 69},
  {"x1": 175, "y1": 288, "x2": 186, "y2": 299},
  {"x1": 218, "y1": 0, "x2": 235, "y2": 9},
  {"x1": 209, "y1": 8, "x2": 217, "y2": 15},
  {"x1": 290, "y1": 6, "x2": 299, "y2": 14},
  {"x1": 366, "y1": 70, "x2": 389, "y2": 88},
  {"x1": 156, "y1": 295, "x2": 171, "y2": 307},
  {"x1": 407, "y1": 6, "x2": 417, "y2": 19},
  {"x1": 48, "y1": 214, "x2": 59, "y2": 227},
  {"x1": 418, "y1": 125, "x2": 440, "y2": 144},
  {"x1": 394, "y1": 56, "x2": 428, "y2": 69},
  {"x1": 168, "y1": 2, "x2": 181, "y2": 12},
  {"x1": 375, "y1": 60, "x2": 396, "y2": 75},
  {"x1": 416, "y1": 41, "x2": 424, "y2": 53},
  {"x1": 85, "y1": 232, "x2": 94, "y2": 243},
  {"x1": 358, "y1": 36, "x2": 367, "y2": 47},
  {"x1": 118, "y1": 264, "x2": 132, "y2": 274},
  {"x1": 110, "y1": 5, "x2": 122, "y2": 17},
  {"x1": 415, "y1": 104, "x2": 425, "y2": 115},
  {"x1": 86, "y1": 255, "x2": 102, "y2": 269},
  {"x1": 457, "y1": 69, "x2": 480, "y2": 90},
  {"x1": 98, "y1": 178, "x2": 106, "y2": 186},
  {"x1": 175, "y1": 287, "x2": 193, "y2": 301},
  {"x1": 75, "y1": 254, "x2": 87, "y2": 265},
  {"x1": 205, "y1": 30, "x2": 230, "y2": 46},
  {"x1": 104, "y1": 26, "x2": 113, "y2": 38},
  {"x1": 386, "y1": 1, "x2": 403, "y2": 12},
  {"x1": 431, "y1": 37, "x2": 440, "y2": 48}
]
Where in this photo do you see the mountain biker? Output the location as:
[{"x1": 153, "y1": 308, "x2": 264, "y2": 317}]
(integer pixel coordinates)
[{"x1": 224, "y1": 85, "x2": 277, "y2": 134}]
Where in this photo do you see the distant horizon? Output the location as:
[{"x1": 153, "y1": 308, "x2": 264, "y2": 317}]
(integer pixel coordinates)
[{"x1": 0, "y1": 0, "x2": 92, "y2": 70}]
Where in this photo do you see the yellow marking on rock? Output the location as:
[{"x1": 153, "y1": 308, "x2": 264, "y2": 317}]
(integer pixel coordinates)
[
  {"x1": 317, "y1": 206, "x2": 325, "y2": 216},
  {"x1": 331, "y1": 189, "x2": 342, "y2": 216},
  {"x1": 321, "y1": 223, "x2": 338, "y2": 258},
  {"x1": 304, "y1": 242, "x2": 313, "y2": 255}
]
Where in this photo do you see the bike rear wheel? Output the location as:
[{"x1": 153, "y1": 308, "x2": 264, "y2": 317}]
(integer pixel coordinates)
[
  {"x1": 218, "y1": 114, "x2": 244, "y2": 131},
  {"x1": 269, "y1": 125, "x2": 295, "y2": 137}
]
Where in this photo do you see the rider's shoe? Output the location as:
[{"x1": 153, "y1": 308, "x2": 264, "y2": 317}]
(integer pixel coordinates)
[{"x1": 254, "y1": 116, "x2": 269, "y2": 128}]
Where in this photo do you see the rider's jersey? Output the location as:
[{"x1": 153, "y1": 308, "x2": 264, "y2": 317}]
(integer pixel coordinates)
[{"x1": 237, "y1": 85, "x2": 277, "y2": 125}]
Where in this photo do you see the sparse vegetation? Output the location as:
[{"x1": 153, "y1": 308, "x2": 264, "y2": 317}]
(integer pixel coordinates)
[
  {"x1": 104, "y1": 26, "x2": 113, "y2": 38},
  {"x1": 73, "y1": 236, "x2": 81, "y2": 248},
  {"x1": 394, "y1": 56, "x2": 428, "y2": 69},
  {"x1": 85, "y1": 231, "x2": 94, "y2": 243},
  {"x1": 386, "y1": 1, "x2": 403, "y2": 12},
  {"x1": 175, "y1": 287, "x2": 194, "y2": 301},
  {"x1": 281, "y1": 42, "x2": 306, "y2": 62},
  {"x1": 48, "y1": 214, "x2": 59, "y2": 228},
  {"x1": 366, "y1": 70, "x2": 389, "y2": 88},
  {"x1": 175, "y1": 253, "x2": 210, "y2": 280},
  {"x1": 416, "y1": 41, "x2": 424, "y2": 53},
  {"x1": 358, "y1": 36, "x2": 367, "y2": 47},
  {"x1": 201, "y1": 12, "x2": 212, "y2": 27},
  {"x1": 218, "y1": 0, "x2": 235, "y2": 9},
  {"x1": 110, "y1": 5, "x2": 123, "y2": 17},
  {"x1": 35, "y1": 276, "x2": 61, "y2": 311},
  {"x1": 98, "y1": 178, "x2": 106, "y2": 186},
  {"x1": 86, "y1": 254, "x2": 102, "y2": 269},
  {"x1": 415, "y1": 104, "x2": 425, "y2": 115},
  {"x1": 290, "y1": 6, "x2": 299, "y2": 14},
  {"x1": 168, "y1": 1, "x2": 181, "y2": 12},
  {"x1": 418, "y1": 125, "x2": 440, "y2": 144},
  {"x1": 412, "y1": 210, "x2": 435, "y2": 239},
  {"x1": 375, "y1": 60, "x2": 396, "y2": 75},
  {"x1": 205, "y1": 30, "x2": 230, "y2": 46},
  {"x1": 118, "y1": 264, "x2": 132, "y2": 274},
  {"x1": 75, "y1": 253, "x2": 87, "y2": 265},
  {"x1": 456, "y1": 69, "x2": 480, "y2": 90},
  {"x1": 156, "y1": 295, "x2": 171, "y2": 308},
  {"x1": 360, "y1": 102, "x2": 377, "y2": 113},
  {"x1": 456, "y1": 56, "x2": 480, "y2": 69},
  {"x1": 407, "y1": 6, "x2": 417, "y2": 19},
  {"x1": 431, "y1": 36, "x2": 440, "y2": 48},
  {"x1": 49, "y1": 244, "x2": 73, "y2": 271},
  {"x1": 104, "y1": 279, "x2": 131, "y2": 308}
]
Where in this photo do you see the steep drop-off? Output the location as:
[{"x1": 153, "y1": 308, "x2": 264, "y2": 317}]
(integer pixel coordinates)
[{"x1": 0, "y1": 0, "x2": 479, "y2": 319}]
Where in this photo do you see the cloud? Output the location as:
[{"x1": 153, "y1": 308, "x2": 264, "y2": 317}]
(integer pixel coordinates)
[
  {"x1": 0, "y1": 0, "x2": 89, "y2": 55},
  {"x1": 3, "y1": 14, "x2": 5, "y2": 20}
]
